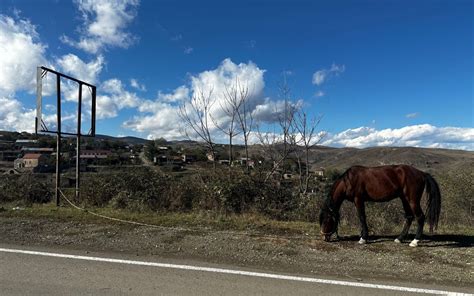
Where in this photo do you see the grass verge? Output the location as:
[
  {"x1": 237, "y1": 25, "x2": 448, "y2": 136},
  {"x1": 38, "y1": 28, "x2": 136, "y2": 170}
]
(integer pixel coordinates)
[{"x1": 1, "y1": 202, "x2": 472, "y2": 238}]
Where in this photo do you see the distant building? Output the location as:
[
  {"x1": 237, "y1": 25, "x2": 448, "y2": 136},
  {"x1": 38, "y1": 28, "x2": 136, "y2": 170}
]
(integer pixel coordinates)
[
  {"x1": 15, "y1": 139, "x2": 38, "y2": 148},
  {"x1": 236, "y1": 157, "x2": 255, "y2": 168},
  {"x1": 314, "y1": 167, "x2": 325, "y2": 177},
  {"x1": 153, "y1": 155, "x2": 167, "y2": 164},
  {"x1": 21, "y1": 147, "x2": 54, "y2": 154},
  {"x1": 181, "y1": 154, "x2": 196, "y2": 163},
  {"x1": 79, "y1": 150, "x2": 111, "y2": 159},
  {"x1": 14, "y1": 153, "x2": 49, "y2": 170}
]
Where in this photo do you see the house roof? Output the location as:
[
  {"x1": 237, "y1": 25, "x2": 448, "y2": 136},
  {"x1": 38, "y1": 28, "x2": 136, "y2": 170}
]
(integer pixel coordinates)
[{"x1": 23, "y1": 153, "x2": 42, "y2": 159}]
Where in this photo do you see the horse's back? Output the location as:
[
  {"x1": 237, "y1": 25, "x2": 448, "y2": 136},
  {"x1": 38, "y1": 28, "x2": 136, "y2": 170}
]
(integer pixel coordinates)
[{"x1": 344, "y1": 165, "x2": 425, "y2": 201}]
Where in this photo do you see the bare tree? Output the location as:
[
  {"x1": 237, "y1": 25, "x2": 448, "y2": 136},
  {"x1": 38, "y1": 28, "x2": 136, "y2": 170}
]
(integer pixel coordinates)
[
  {"x1": 293, "y1": 108, "x2": 325, "y2": 194},
  {"x1": 256, "y1": 79, "x2": 298, "y2": 183},
  {"x1": 232, "y1": 81, "x2": 253, "y2": 173},
  {"x1": 178, "y1": 88, "x2": 217, "y2": 167}
]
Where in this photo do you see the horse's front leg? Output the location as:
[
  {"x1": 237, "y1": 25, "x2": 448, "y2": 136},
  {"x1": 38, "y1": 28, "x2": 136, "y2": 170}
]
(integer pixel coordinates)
[{"x1": 355, "y1": 198, "x2": 369, "y2": 244}]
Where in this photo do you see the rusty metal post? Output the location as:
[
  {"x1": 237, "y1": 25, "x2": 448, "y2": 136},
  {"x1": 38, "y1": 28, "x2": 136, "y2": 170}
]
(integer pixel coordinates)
[
  {"x1": 55, "y1": 74, "x2": 61, "y2": 206},
  {"x1": 76, "y1": 83, "x2": 82, "y2": 200}
]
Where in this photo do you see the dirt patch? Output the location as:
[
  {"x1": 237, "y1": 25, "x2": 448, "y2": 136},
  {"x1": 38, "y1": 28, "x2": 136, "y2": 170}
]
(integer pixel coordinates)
[{"x1": 0, "y1": 214, "x2": 472, "y2": 288}]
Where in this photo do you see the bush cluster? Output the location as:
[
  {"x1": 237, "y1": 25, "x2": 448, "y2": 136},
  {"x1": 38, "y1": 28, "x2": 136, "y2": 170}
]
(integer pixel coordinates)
[
  {"x1": 0, "y1": 166, "x2": 472, "y2": 230},
  {"x1": 0, "y1": 174, "x2": 53, "y2": 205}
]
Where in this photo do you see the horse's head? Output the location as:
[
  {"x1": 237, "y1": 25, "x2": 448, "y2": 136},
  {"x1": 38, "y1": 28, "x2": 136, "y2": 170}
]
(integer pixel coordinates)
[{"x1": 319, "y1": 205, "x2": 339, "y2": 242}]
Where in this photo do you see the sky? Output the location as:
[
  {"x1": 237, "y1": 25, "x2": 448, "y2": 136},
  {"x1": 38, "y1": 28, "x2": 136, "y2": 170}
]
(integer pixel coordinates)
[{"x1": 0, "y1": 0, "x2": 473, "y2": 150}]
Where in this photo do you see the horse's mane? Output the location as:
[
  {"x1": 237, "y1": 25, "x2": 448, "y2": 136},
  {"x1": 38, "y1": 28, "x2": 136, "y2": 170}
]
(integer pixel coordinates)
[
  {"x1": 320, "y1": 170, "x2": 349, "y2": 226},
  {"x1": 326, "y1": 169, "x2": 351, "y2": 207}
]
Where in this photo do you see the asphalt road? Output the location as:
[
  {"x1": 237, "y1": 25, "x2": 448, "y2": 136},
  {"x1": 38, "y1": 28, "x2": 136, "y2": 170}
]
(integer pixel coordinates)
[{"x1": 0, "y1": 244, "x2": 471, "y2": 296}]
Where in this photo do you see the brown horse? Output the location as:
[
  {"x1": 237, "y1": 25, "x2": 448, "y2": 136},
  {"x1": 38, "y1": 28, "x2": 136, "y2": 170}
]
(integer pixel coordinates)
[{"x1": 319, "y1": 165, "x2": 441, "y2": 247}]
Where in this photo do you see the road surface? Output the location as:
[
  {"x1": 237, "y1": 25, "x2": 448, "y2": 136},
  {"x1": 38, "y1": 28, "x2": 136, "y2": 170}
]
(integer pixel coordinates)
[{"x1": 0, "y1": 244, "x2": 471, "y2": 296}]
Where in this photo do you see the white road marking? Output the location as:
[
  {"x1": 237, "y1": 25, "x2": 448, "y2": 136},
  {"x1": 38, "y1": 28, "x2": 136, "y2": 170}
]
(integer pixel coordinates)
[{"x1": 0, "y1": 247, "x2": 470, "y2": 296}]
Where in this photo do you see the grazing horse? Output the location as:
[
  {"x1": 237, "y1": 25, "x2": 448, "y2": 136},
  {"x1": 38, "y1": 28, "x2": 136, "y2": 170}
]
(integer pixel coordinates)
[{"x1": 319, "y1": 165, "x2": 441, "y2": 247}]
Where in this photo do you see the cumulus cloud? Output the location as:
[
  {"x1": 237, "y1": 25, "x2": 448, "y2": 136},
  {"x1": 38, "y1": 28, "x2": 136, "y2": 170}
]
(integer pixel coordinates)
[
  {"x1": 0, "y1": 15, "x2": 47, "y2": 95},
  {"x1": 312, "y1": 63, "x2": 345, "y2": 86},
  {"x1": 0, "y1": 96, "x2": 36, "y2": 132},
  {"x1": 322, "y1": 124, "x2": 474, "y2": 150},
  {"x1": 183, "y1": 47, "x2": 193, "y2": 54},
  {"x1": 0, "y1": 14, "x2": 49, "y2": 132},
  {"x1": 124, "y1": 58, "x2": 272, "y2": 140},
  {"x1": 157, "y1": 86, "x2": 189, "y2": 103},
  {"x1": 61, "y1": 0, "x2": 140, "y2": 54},
  {"x1": 96, "y1": 78, "x2": 141, "y2": 119},
  {"x1": 123, "y1": 102, "x2": 184, "y2": 140},
  {"x1": 57, "y1": 54, "x2": 104, "y2": 84}
]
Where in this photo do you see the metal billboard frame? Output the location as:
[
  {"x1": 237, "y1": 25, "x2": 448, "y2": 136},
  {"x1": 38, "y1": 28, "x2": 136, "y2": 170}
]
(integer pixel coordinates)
[{"x1": 35, "y1": 66, "x2": 97, "y2": 206}]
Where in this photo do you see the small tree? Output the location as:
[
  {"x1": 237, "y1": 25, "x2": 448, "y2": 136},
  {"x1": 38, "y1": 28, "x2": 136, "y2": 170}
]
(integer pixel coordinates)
[
  {"x1": 210, "y1": 82, "x2": 244, "y2": 173},
  {"x1": 178, "y1": 88, "x2": 217, "y2": 168},
  {"x1": 144, "y1": 141, "x2": 158, "y2": 162},
  {"x1": 256, "y1": 79, "x2": 298, "y2": 183},
  {"x1": 234, "y1": 82, "x2": 254, "y2": 173},
  {"x1": 293, "y1": 108, "x2": 325, "y2": 194}
]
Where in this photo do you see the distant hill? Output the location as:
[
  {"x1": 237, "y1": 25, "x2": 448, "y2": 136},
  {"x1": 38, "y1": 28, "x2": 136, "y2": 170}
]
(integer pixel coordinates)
[
  {"x1": 95, "y1": 134, "x2": 149, "y2": 145},
  {"x1": 306, "y1": 146, "x2": 473, "y2": 172}
]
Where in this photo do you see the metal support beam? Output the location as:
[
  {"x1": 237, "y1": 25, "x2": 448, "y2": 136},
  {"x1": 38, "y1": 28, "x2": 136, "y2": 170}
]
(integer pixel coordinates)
[
  {"x1": 55, "y1": 74, "x2": 61, "y2": 206},
  {"x1": 76, "y1": 84, "x2": 82, "y2": 200}
]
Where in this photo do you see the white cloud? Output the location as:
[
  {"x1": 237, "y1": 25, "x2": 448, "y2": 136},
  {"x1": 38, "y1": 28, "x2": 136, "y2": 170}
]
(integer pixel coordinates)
[
  {"x1": 130, "y1": 78, "x2": 146, "y2": 91},
  {"x1": 96, "y1": 78, "x2": 141, "y2": 119},
  {"x1": 183, "y1": 47, "x2": 193, "y2": 54},
  {"x1": 61, "y1": 0, "x2": 140, "y2": 54},
  {"x1": 0, "y1": 96, "x2": 36, "y2": 132},
  {"x1": 0, "y1": 15, "x2": 48, "y2": 95},
  {"x1": 124, "y1": 58, "x2": 271, "y2": 140},
  {"x1": 312, "y1": 63, "x2": 345, "y2": 86},
  {"x1": 57, "y1": 54, "x2": 104, "y2": 85},
  {"x1": 322, "y1": 124, "x2": 474, "y2": 150},
  {"x1": 157, "y1": 86, "x2": 189, "y2": 103},
  {"x1": 0, "y1": 14, "x2": 49, "y2": 132}
]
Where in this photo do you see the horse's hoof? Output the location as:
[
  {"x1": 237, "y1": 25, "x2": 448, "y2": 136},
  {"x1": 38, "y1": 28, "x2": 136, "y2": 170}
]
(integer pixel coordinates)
[
  {"x1": 358, "y1": 238, "x2": 367, "y2": 244},
  {"x1": 409, "y1": 239, "x2": 419, "y2": 247},
  {"x1": 394, "y1": 238, "x2": 401, "y2": 243}
]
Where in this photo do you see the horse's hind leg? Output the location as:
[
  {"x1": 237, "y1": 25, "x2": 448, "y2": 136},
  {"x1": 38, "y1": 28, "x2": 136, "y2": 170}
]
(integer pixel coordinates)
[
  {"x1": 409, "y1": 203, "x2": 425, "y2": 247},
  {"x1": 395, "y1": 198, "x2": 414, "y2": 243},
  {"x1": 355, "y1": 198, "x2": 369, "y2": 244}
]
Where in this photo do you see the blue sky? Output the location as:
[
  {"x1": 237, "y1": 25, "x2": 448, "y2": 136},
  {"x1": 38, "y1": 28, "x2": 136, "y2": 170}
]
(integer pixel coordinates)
[{"x1": 0, "y1": 0, "x2": 472, "y2": 149}]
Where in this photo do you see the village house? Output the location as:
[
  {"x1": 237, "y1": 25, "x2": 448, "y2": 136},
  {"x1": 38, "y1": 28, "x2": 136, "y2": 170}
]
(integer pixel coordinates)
[
  {"x1": 181, "y1": 154, "x2": 196, "y2": 163},
  {"x1": 313, "y1": 167, "x2": 325, "y2": 177},
  {"x1": 14, "y1": 153, "x2": 49, "y2": 170}
]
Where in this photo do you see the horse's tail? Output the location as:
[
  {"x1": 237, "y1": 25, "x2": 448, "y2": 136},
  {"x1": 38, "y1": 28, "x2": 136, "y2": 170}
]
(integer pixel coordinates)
[{"x1": 424, "y1": 173, "x2": 441, "y2": 233}]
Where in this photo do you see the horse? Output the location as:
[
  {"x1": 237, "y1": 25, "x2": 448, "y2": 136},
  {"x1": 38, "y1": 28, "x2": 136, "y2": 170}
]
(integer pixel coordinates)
[{"x1": 319, "y1": 165, "x2": 441, "y2": 247}]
